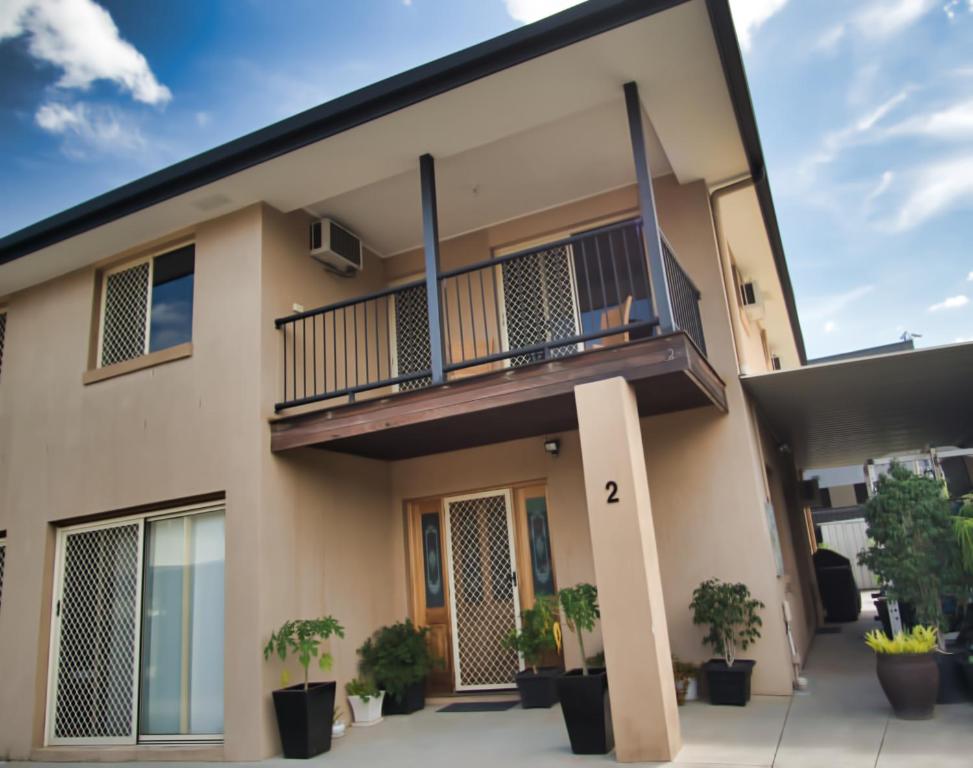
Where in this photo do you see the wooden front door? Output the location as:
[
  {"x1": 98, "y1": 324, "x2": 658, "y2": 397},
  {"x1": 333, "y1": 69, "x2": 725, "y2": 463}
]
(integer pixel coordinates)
[{"x1": 406, "y1": 482, "x2": 561, "y2": 693}]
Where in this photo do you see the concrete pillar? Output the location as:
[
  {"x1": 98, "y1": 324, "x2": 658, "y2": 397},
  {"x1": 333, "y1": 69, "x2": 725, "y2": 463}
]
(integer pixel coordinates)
[{"x1": 574, "y1": 377, "x2": 681, "y2": 763}]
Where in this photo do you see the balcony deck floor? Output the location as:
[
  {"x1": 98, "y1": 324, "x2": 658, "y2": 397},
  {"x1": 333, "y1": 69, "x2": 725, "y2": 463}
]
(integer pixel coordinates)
[{"x1": 270, "y1": 331, "x2": 725, "y2": 459}]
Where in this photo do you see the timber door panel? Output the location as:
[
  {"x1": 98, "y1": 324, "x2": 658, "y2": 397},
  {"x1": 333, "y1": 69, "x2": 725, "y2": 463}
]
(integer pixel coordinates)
[
  {"x1": 443, "y1": 490, "x2": 522, "y2": 690},
  {"x1": 407, "y1": 498, "x2": 453, "y2": 692}
]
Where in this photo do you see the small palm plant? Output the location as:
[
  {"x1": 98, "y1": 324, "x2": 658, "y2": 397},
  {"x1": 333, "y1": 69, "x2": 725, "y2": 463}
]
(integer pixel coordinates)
[
  {"x1": 264, "y1": 617, "x2": 346, "y2": 690},
  {"x1": 559, "y1": 583, "x2": 600, "y2": 675},
  {"x1": 503, "y1": 595, "x2": 560, "y2": 673},
  {"x1": 690, "y1": 579, "x2": 763, "y2": 667}
]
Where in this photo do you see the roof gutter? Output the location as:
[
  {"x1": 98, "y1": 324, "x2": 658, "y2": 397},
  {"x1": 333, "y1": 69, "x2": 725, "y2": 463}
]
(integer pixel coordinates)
[
  {"x1": 0, "y1": 0, "x2": 684, "y2": 265},
  {"x1": 704, "y1": 0, "x2": 807, "y2": 365}
]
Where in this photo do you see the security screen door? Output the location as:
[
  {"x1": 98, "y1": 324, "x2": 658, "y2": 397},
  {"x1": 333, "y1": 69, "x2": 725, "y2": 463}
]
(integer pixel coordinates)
[
  {"x1": 48, "y1": 521, "x2": 144, "y2": 745},
  {"x1": 443, "y1": 490, "x2": 523, "y2": 691}
]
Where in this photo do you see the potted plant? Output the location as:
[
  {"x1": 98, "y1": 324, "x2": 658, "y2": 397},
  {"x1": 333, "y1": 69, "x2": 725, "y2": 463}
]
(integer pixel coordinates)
[
  {"x1": 860, "y1": 464, "x2": 966, "y2": 701},
  {"x1": 331, "y1": 706, "x2": 346, "y2": 739},
  {"x1": 865, "y1": 625, "x2": 939, "y2": 719},
  {"x1": 345, "y1": 678, "x2": 385, "y2": 726},
  {"x1": 503, "y1": 595, "x2": 561, "y2": 708},
  {"x1": 672, "y1": 657, "x2": 700, "y2": 706},
  {"x1": 555, "y1": 583, "x2": 612, "y2": 755},
  {"x1": 358, "y1": 619, "x2": 437, "y2": 715},
  {"x1": 690, "y1": 579, "x2": 763, "y2": 706},
  {"x1": 263, "y1": 617, "x2": 345, "y2": 759}
]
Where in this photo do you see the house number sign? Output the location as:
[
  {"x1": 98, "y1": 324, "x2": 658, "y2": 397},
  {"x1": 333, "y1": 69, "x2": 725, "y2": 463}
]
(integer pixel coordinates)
[{"x1": 605, "y1": 481, "x2": 619, "y2": 504}]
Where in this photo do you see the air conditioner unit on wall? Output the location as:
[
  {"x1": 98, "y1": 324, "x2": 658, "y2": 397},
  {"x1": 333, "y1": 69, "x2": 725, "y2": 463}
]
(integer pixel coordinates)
[
  {"x1": 309, "y1": 218, "x2": 363, "y2": 273},
  {"x1": 740, "y1": 279, "x2": 764, "y2": 320}
]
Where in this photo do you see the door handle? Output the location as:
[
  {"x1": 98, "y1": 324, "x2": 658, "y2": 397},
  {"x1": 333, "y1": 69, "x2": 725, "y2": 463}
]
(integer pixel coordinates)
[{"x1": 510, "y1": 571, "x2": 518, "y2": 587}]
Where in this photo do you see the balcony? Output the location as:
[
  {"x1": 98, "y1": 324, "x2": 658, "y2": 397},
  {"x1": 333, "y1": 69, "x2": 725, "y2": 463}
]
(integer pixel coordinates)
[{"x1": 271, "y1": 218, "x2": 724, "y2": 458}]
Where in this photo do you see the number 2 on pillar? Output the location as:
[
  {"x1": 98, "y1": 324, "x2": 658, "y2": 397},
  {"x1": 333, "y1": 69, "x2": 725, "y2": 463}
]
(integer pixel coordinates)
[{"x1": 605, "y1": 481, "x2": 619, "y2": 504}]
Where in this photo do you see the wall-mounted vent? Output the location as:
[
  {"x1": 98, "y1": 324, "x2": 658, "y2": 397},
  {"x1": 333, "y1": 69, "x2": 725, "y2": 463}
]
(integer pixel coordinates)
[
  {"x1": 310, "y1": 219, "x2": 363, "y2": 273},
  {"x1": 771, "y1": 353, "x2": 782, "y2": 371}
]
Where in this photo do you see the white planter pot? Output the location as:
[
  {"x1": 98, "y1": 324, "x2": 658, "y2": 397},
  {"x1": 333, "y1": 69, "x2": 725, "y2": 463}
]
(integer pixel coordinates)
[
  {"x1": 348, "y1": 691, "x2": 385, "y2": 726},
  {"x1": 685, "y1": 677, "x2": 699, "y2": 702},
  {"x1": 331, "y1": 721, "x2": 347, "y2": 739}
]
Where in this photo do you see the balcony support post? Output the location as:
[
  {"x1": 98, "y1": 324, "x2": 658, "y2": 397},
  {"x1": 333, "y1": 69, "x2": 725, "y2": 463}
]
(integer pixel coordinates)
[
  {"x1": 624, "y1": 81, "x2": 674, "y2": 335},
  {"x1": 419, "y1": 153, "x2": 447, "y2": 384}
]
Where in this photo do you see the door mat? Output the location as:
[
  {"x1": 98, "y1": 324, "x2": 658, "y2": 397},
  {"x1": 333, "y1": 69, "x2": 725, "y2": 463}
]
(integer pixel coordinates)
[
  {"x1": 438, "y1": 701, "x2": 520, "y2": 713},
  {"x1": 816, "y1": 626, "x2": 842, "y2": 634}
]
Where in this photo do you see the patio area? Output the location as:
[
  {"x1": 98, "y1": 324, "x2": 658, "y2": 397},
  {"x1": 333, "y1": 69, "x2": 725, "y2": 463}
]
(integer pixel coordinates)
[{"x1": 23, "y1": 597, "x2": 973, "y2": 768}]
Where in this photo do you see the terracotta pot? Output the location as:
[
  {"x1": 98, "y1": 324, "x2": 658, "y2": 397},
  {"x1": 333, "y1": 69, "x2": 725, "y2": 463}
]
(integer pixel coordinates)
[{"x1": 875, "y1": 653, "x2": 938, "y2": 720}]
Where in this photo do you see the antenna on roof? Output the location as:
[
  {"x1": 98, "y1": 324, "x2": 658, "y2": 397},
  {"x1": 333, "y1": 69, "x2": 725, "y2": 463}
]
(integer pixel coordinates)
[{"x1": 900, "y1": 331, "x2": 922, "y2": 341}]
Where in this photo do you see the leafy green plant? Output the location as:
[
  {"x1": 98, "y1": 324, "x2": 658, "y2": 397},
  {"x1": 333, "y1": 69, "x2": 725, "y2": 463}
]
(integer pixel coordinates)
[
  {"x1": 865, "y1": 625, "x2": 938, "y2": 654},
  {"x1": 559, "y1": 583, "x2": 599, "y2": 675},
  {"x1": 858, "y1": 463, "x2": 960, "y2": 637},
  {"x1": 345, "y1": 677, "x2": 380, "y2": 701},
  {"x1": 263, "y1": 617, "x2": 345, "y2": 691},
  {"x1": 503, "y1": 596, "x2": 559, "y2": 673},
  {"x1": 358, "y1": 620, "x2": 438, "y2": 700},
  {"x1": 672, "y1": 656, "x2": 699, "y2": 683},
  {"x1": 689, "y1": 579, "x2": 763, "y2": 666}
]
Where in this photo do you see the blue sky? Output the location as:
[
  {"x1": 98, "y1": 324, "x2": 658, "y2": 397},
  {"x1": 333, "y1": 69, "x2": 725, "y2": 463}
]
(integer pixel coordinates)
[{"x1": 1, "y1": 0, "x2": 971, "y2": 358}]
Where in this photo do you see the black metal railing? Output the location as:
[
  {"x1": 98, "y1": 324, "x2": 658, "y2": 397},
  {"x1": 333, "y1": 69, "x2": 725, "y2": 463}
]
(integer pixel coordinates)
[
  {"x1": 662, "y1": 238, "x2": 706, "y2": 355},
  {"x1": 276, "y1": 218, "x2": 705, "y2": 411}
]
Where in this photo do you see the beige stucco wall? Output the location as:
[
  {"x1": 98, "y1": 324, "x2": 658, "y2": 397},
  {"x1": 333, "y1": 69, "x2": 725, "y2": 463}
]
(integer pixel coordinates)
[
  {"x1": 0, "y1": 206, "x2": 266, "y2": 760},
  {"x1": 0, "y1": 170, "x2": 809, "y2": 761}
]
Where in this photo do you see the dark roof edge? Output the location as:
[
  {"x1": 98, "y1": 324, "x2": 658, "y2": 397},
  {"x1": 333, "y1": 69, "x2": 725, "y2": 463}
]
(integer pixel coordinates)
[
  {"x1": 0, "y1": 0, "x2": 683, "y2": 265},
  {"x1": 704, "y1": 0, "x2": 808, "y2": 365}
]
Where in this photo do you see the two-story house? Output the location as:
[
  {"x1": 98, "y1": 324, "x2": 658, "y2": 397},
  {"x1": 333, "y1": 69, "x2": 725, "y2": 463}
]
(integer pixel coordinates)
[{"x1": 0, "y1": 0, "x2": 819, "y2": 763}]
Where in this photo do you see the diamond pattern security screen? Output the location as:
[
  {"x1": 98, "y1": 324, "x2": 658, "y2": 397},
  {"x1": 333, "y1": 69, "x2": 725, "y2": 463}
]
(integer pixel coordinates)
[
  {"x1": 501, "y1": 246, "x2": 580, "y2": 367},
  {"x1": 394, "y1": 283, "x2": 432, "y2": 391},
  {"x1": 446, "y1": 493, "x2": 521, "y2": 690},
  {"x1": 51, "y1": 523, "x2": 142, "y2": 744},
  {"x1": 101, "y1": 263, "x2": 150, "y2": 367}
]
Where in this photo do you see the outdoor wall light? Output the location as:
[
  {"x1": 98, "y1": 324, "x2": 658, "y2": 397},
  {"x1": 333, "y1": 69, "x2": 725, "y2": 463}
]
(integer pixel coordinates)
[{"x1": 544, "y1": 438, "x2": 561, "y2": 457}]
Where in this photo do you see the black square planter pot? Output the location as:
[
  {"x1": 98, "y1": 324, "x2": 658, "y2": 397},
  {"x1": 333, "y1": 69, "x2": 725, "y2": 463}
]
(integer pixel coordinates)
[
  {"x1": 271, "y1": 681, "x2": 336, "y2": 759},
  {"x1": 515, "y1": 667, "x2": 560, "y2": 708},
  {"x1": 702, "y1": 659, "x2": 755, "y2": 706},
  {"x1": 556, "y1": 668, "x2": 613, "y2": 755},
  {"x1": 935, "y1": 651, "x2": 968, "y2": 704},
  {"x1": 381, "y1": 679, "x2": 426, "y2": 715}
]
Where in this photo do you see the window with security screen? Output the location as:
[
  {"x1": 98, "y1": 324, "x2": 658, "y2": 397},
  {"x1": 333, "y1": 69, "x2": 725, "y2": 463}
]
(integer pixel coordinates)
[{"x1": 99, "y1": 245, "x2": 194, "y2": 367}]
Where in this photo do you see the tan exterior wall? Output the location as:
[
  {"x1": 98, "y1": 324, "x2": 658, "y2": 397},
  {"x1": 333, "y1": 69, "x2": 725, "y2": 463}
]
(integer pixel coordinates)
[
  {"x1": 0, "y1": 171, "x2": 807, "y2": 760},
  {"x1": 828, "y1": 484, "x2": 858, "y2": 508}
]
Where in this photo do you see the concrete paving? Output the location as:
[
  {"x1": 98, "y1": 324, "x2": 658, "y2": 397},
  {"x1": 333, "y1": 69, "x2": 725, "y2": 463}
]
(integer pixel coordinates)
[{"x1": 17, "y1": 594, "x2": 973, "y2": 767}]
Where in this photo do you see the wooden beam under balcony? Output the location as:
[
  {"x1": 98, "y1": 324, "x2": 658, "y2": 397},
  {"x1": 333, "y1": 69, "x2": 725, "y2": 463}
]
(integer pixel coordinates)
[{"x1": 270, "y1": 332, "x2": 726, "y2": 459}]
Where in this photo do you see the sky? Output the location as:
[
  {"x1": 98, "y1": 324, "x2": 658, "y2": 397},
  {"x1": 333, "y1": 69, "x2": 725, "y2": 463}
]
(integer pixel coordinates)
[{"x1": 1, "y1": 0, "x2": 971, "y2": 359}]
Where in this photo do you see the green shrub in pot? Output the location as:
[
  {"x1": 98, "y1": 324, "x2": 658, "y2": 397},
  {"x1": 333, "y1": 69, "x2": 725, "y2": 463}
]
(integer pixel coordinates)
[
  {"x1": 503, "y1": 595, "x2": 560, "y2": 708},
  {"x1": 357, "y1": 620, "x2": 437, "y2": 715},
  {"x1": 263, "y1": 617, "x2": 345, "y2": 758},
  {"x1": 690, "y1": 579, "x2": 763, "y2": 706}
]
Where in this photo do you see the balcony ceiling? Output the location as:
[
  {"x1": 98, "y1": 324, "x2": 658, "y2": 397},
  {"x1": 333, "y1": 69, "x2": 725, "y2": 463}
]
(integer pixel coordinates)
[{"x1": 0, "y1": 0, "x2": 746, "y2": 297}]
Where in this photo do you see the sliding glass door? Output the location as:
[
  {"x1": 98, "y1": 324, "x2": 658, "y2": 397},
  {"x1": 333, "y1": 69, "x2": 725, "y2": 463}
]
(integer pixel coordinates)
[
  {"x1": 139, "y1": 510, "x2": 224, "y2": 738},
  {"x1": 48, "y1": 505, "x2": 224, "y2": 746}
]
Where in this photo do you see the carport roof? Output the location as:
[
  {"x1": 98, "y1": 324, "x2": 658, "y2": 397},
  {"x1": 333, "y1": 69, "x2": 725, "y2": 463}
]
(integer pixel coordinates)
[{"x1": 742, "y1": 342, "x2": 973, "y2": 468}]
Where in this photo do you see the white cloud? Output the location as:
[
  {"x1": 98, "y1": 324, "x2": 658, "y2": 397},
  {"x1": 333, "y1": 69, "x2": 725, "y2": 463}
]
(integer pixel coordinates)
[
  {"x1": 804, "y1": 90, "x2": 911, "y2": 169},
  {"x1": 801, "y1": 285, "x2": 875, "y2": 322},
  {"x1": 866, "y1": 170, "x2": 895, "y2": 202},
  {"x1": 856, "y1": 0, "x2": 938, "y2": 39},
  {"x1": 823, "y1": 320, "x2": 838, "y2": 333},
  {"x1": 885, "y1": 98, "x2": 973, "y2": 140},
  {"x1": 503, "y1": 0, "x2": 584, "y2": 24},
  {"x1": 0, "y1": 0, "x2": 170, "y2": 105},
  {"x1": 728, "y1": 0, "x2": 788, "y2": 51},
  {"x1": 892, "y1": 154, "x2": 973, "y2": 230},
  {"x1": 968, "y1": 271, "x2": 973, "y2": 281},
  {"x1": 35, "y1": 100, "x2": 144, "y2": 156},
  {"x1": 928, "y1": 295, "x2": 969, "y2": 312}
]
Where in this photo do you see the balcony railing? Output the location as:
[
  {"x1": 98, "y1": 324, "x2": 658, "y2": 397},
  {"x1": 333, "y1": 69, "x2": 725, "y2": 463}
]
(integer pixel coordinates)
[{"x1": 275, "y1": 218, "x2": 705, "y2": 412}]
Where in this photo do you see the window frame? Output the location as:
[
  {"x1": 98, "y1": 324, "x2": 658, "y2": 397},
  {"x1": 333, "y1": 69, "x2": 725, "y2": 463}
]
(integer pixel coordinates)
[
  {"x1": 95, "y1": 240, "x2": 194, "y2": 370},
  {"x1": 45, "y1": 500, "x2": 225, "y2": 747}
]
